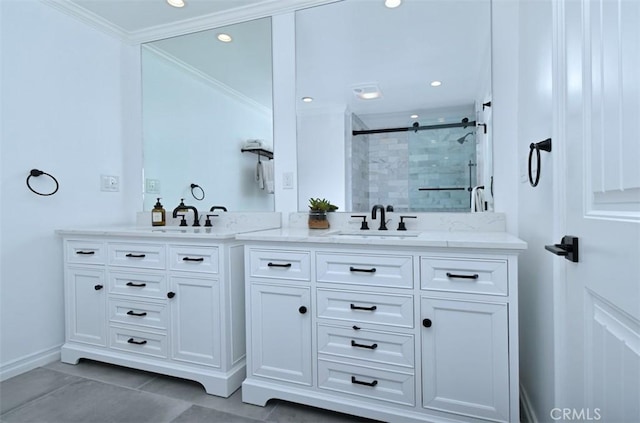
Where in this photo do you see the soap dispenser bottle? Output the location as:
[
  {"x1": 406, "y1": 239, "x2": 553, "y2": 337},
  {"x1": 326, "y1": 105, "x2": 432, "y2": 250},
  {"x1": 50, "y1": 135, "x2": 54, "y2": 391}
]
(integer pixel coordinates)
[{"x1": 152, "y1": 198, "x2": 166, "y2": 227}]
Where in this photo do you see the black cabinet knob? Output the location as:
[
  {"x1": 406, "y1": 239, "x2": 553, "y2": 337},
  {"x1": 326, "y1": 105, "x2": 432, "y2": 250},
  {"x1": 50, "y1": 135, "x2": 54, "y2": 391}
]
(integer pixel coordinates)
[
  {"x1": 298, "y1": 306, "x2": 307, "y2": 314},
  {"x1": 422, "y1": 318, "x2": 432, "y2": 328},
  {"x1": 94, "y1": 284, "x2": 103, "y2": 290},
  {"x1": 167, "y1": 292, "x2": 176, "y2": 299}
]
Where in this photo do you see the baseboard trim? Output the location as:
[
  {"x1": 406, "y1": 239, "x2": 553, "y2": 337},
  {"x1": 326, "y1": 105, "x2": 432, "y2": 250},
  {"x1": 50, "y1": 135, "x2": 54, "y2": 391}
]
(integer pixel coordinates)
[
  {"x1": 520, "y1": 383, "x2": 539, "y2": 423},
  {"x1": 0, "y1": 345, "x2": 62, "y2": 382}
]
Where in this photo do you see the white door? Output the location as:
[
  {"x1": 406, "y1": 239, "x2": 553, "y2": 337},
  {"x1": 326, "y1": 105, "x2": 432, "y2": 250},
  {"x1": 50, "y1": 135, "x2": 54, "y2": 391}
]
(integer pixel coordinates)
[{"x1": 555, "y1": 0, "x2": 640, "y2": 421}]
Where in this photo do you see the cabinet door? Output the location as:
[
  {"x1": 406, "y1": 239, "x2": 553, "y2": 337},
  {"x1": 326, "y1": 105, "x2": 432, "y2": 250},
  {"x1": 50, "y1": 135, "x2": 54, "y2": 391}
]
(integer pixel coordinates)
[
  {"x1": 421, "y1": 297, "x2": 510, "y2": 422},
  {"x1": 66, "y1": 267, "x2": 106, "y2": 346},
  {"x1": 169, "y1": 276, "x2": 221, "y2": 367},
  {"x1": 249, "y1": 283, "x2": 312, "y2": 385}
]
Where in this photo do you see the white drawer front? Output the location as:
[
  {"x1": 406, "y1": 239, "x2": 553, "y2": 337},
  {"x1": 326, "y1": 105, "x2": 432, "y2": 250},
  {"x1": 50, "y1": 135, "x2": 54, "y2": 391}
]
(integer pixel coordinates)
[
  {"x1": 108, "y1": 243, "x2": 166, "y2": 269},
  {"x1": 109, "y1": 271, "x2": 167, "y2": 299},
  {"x1": 169, "y1": 246, "x2": 219, "y2": 274},
  {"x1": 316, "y1": 253, "x2": 413, "y2": 288},
  {"x1": 109, "y1": 326, "x2": 167, "y2": 358},
  {"x1": 108, "y1": 299, "x2": 168, "y2": 330},
  {"x1": 318, "y1": 359, "x2": 415, "y2": 406},
  {"x1": 66, "y1": 240, "x2": 106, "y2": 265},
  {"x1": 421, "y1": 257, "x2": 508, "y2": 296},
  {"x1": 317, "y1": 289, "x2": 414, "y2": 328},
  {"x1": 317, "y1": 324, "x2": 414, "y2": 368},
  {"x1": 249, "y1": 249, "x2": 311, "y2": 281}
]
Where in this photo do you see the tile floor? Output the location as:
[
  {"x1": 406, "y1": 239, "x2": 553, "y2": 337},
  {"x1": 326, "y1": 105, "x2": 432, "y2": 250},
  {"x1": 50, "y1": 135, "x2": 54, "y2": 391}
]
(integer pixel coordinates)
[{"x1": 0, "y1": 360, "x2": 380, "y2": 423}]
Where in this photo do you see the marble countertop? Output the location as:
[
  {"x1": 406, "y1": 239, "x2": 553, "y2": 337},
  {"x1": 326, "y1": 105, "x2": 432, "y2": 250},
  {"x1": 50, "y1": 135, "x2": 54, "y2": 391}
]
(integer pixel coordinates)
[
  {"x1": 56, "y1": 226, "x2": 250, "y2": 240},
  {"x1": 236, "y1": 228, "x2": 527, "y2": 250}
]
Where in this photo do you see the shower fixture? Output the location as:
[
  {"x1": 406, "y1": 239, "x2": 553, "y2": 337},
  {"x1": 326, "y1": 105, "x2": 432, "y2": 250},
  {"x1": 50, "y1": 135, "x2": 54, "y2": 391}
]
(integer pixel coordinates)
[{"x1": 456, "y1": 132, "x2": 474, "y2": 144}]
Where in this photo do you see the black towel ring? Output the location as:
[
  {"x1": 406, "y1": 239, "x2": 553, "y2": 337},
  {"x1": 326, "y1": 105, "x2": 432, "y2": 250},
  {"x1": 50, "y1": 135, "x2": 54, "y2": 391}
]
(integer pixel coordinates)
[
  {"x1": 528, "y1": 138, "x2": 552, "y2": 187},
  {"x1": 190, "y1": 183, "x2": 205, "y2": 201},
  {"x1": 26, "y1": 169, "x2": 59, "y2": 196}
]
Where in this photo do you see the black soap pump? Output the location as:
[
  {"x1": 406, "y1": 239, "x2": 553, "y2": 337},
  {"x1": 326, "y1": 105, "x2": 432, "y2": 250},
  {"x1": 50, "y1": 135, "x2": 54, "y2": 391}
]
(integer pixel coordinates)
[{"x1": 152, "y1": 198, "x2": 166, "y2": 227}]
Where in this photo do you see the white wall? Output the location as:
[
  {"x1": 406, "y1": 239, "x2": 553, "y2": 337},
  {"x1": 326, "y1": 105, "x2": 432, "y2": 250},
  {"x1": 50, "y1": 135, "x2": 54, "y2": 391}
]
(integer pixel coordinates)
[
  {"x1": 516, "y1": 1, "x2": 557, "y2": 421},
  {"x1": 0, "y1": 0, "x2": 140, "y2": 379},
  {"x1": 296, "y1": 108, "x2": 348, "y2": 211}
]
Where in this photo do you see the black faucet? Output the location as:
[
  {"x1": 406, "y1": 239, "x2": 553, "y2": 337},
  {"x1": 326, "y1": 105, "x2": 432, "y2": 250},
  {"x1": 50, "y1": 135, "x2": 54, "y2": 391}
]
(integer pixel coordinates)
[
  {"x1": 172, "y1": 199, "x2": 200, "y2": 227},
  {"x1": 371, "y1": 204, "x2": 387, "y2": 230}
]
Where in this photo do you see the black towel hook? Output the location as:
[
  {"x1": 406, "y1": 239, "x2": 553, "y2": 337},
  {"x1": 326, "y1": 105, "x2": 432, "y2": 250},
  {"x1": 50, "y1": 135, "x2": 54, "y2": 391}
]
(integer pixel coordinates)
[
  {"x1": 528, "y1": 138, "x2": 552, "y2": 187},
  {"x1": 26, "y1": 169, "x2": 59, "y2": 196}
]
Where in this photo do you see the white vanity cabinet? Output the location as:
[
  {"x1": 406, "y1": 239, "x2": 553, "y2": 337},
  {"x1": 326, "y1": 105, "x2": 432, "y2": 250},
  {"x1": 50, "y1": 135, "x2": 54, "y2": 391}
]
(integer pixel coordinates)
[
  {"x1": 242, "y1": 241, "x2": 522, "y2": 423},
  {"x1": 61, "y1": 234, "x2": 246, "y2": 397}
]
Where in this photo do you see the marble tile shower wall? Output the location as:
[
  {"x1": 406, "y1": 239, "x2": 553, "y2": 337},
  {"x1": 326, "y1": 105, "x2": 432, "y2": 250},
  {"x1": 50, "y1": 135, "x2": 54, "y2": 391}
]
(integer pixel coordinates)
[
  {"x1": 353, "y1": 129, "x2": 475, "y2": 212},
  {"x1": 408, "y1": 129, "x2": 476, "y2": 212}
]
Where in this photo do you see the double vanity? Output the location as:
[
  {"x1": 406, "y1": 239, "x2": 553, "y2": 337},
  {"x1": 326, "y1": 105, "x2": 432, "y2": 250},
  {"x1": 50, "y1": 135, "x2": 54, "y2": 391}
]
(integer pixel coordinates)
[{"x1": 58, "y1": 212, "x2": 525, "y2": 423}]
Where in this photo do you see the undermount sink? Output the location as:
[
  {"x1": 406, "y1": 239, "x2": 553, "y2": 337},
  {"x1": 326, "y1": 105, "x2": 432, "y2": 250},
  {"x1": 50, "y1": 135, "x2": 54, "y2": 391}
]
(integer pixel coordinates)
[{"x1": 332, "y1": 230, "x2": 421, "y2": 238}]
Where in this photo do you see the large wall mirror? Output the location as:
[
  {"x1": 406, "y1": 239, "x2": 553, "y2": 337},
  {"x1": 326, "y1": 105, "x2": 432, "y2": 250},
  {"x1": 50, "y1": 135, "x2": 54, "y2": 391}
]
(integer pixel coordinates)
[
  {"x1": 295, "y1": 0, "x2": 493, "y2": 213},
  {"x1": 142, "y1": 17, "x2": 274, "y2": 212}
]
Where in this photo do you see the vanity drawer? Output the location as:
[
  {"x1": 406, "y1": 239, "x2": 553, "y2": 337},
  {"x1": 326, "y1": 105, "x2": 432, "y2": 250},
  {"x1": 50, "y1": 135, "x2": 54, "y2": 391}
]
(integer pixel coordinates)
[
  {"x1": 249, "y1": 249, "x2": 311, "y2": 281},
  {"x1": 316, "y1": 289, "x2": 413, "y2": 328},
  {"x1": 109, "y1": 271, "x2": 167, "y2": 299},
  {"x1": 316, "y1": 252, "x2": 413, "y2": 288},
  {"x1": 108, "y1": 243, "x2": 166, "y2": 270},
  {"x1": 421, "y1": 257, "x2": 508, "y2": 296},
  {"x1": 318, "y1": 359, "x2": 415, "y2": 406},
  {"x1": 169, "y1": 246, "x2": 219, "y2": 274},
  {"x1": 66, "y1": 240, "x2": 106, "y2": 265},
  {"x1": 317, "y1": 324, "x2": 414, "y2": 368},
  {"x1": 108, "y1": 299, "x2": 168, "y2": 330},
  {"x1": 109, "y1": 326, "x2": 167, "y2": 358}
]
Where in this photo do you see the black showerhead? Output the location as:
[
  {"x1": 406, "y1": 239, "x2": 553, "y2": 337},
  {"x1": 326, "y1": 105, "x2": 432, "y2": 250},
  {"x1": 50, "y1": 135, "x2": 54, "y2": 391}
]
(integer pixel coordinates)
[{"x1": 456, "y1": 132, "x2": 474, "y2": 144}]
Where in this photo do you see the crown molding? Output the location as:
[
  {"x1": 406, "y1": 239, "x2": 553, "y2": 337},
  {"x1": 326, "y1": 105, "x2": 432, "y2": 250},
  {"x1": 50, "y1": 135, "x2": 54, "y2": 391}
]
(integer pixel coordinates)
[
  {"x1": 143, "y1": 45, "x2": 272, "y2": 118},
  {"x1": 42, "y1": 0, "x2": 341, "y2": 45}
]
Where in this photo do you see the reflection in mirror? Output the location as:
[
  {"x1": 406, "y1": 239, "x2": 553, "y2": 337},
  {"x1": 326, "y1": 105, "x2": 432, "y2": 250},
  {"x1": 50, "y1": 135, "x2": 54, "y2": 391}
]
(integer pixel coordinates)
[
  {"x1": 142, "y1": 18, "x2": 274, "y2": 212},
  {"x1": 296, "y1": 0, "x2": 492, "y2": 213}
]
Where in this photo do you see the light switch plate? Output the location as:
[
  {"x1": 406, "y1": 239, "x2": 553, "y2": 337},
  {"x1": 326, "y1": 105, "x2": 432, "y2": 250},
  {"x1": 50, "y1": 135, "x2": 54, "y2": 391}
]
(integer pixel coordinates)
[
  {"x1": 101, "y1": 175, "x2": 119, "y2": 192},
  {"x1": 283, "y1": 172, "x2": 294, "y2": 189}
]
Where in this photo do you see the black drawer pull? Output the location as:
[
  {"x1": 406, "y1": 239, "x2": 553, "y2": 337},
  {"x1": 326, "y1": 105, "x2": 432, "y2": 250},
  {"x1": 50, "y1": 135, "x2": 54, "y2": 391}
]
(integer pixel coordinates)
[
  {"x1": 349, "y1": 266, "x2": 376, "y2": 273},
  {"x1": 267, "y1": 262, "x2": 292, "y2": 268},
  {"x1": 183, "y1": 257, "x2": 204, "y2": 262},
  {"x1": 127, "y1": 338, "x2": 147, "y2": 345},
  {"x1": 126, "y1": 310, "x2": 147, "y2": 317},
  {"x1": 446, "y1": 272, "x2": 479, "y2": 280},
  {"x1": 298, "y1": 306, "x2": 307, "y2": 314},
  {"x1": 350, "y1": 303, "x2": 377, "y2": 311},
  {"x1": 126, "y1": 282, "x2": 146, "y2": 287},
  {"x1": 351, "y1": 376, "x2": 378, "y2": 387},
  {"x1": 76, "y1": 250, "x2": 95, "y2": 255},
  {"x1": 351, "y1": 340, "x2": 378, "y2": 350},
  {"x1": 423, "y1": 318, "x2": 433, "y2": 328},
  {"x1": 125, "y1": 253, "x2": 146, "y2": 258},
  {"x1": 94, "y1": 284, "x2": 103, "y2": 290},
  {"x1": 167, "y1": 292, "x2": 176, "y2": 299}
]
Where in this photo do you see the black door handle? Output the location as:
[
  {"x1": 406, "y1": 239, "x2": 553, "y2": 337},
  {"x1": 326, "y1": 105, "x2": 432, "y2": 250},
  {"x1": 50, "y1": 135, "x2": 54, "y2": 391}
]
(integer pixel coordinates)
[{"x1": 545, "y1": 235, "x2": 579, "y2": 263}]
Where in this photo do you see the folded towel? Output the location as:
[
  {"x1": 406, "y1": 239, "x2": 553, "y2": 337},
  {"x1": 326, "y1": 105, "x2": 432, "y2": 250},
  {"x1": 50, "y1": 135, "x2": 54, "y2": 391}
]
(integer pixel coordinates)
[{"x1": 243, "y1": 139, "x2": 263, "y2": 149}]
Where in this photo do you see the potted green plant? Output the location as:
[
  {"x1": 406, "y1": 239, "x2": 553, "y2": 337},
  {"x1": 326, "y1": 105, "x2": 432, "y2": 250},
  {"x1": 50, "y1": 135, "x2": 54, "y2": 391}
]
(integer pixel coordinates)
[{"x1": 308, "y1": 197, "x2": 338, "y2": 229}]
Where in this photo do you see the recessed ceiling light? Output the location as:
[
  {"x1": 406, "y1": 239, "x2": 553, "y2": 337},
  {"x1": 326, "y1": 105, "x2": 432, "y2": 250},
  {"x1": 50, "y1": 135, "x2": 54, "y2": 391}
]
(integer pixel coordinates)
[
  {"x1": 430, "y1": 80, "x2": 442, "y2": 87},
  {"x1": 410, "y1": 114, "x2": 419, "y2": 119},
  {"x1": 167, "y1": 0, "x2": 185, "y2": 8},
  {"x1": 217, "y1": 33, "x2": 232, "y2": 43},
  {"x1": 302, "y1": 97, "x2": 313, "y2": 103},
  {"x1": 385, "y1": 0, "x2": 402, "y2": 8}
]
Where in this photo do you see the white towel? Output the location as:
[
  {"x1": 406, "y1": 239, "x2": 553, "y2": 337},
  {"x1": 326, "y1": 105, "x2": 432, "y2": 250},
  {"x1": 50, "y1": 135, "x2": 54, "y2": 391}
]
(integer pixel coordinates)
[
  {"x1": 256, "y1": 161, "x2": 264, "y2": 190},
  {"x1": 262, "y1": 160, "x2": 274, "y2": 194},
  {"x1": 244, "y1": 139, "x2": 263, "y2": 149},
  {"x1": 471, "y1": 186, "x2": 486, "y2": 212}
]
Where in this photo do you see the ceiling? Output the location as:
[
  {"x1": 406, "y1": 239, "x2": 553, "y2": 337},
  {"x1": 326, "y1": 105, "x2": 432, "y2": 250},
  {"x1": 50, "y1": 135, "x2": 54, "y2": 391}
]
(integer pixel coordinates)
[{"x1": 45, "y1": 0, "x2": 338, "y2": 42}]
